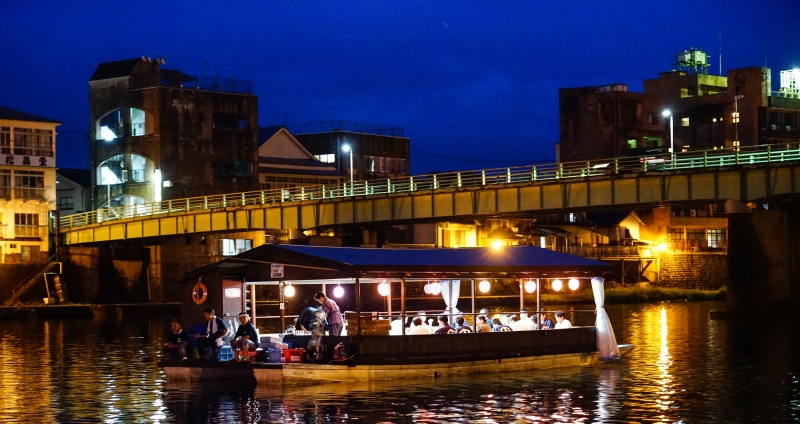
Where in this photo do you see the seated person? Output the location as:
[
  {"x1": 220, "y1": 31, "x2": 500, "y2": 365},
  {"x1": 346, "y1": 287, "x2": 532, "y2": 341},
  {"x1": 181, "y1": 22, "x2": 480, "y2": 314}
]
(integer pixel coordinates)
[
  {"x1": 454, "y1": 316, "x2": 472, "y2": 333},
  {"x1": 554, "y1": 310, "x2": 573, "y2": 329},
  {"x1": 491, "y1": 317, "x2": 512, "y2": 332},
  {"x1": 162, "y1": 319, "x2": 189, "y2": 359},
  {"x1": 479, "y1": 308, "x2": 493, "y2": 329},
  {"x1": 296, "y1": 306, "x2": 326, "y2": 334},
  {"x1": 195, "y1": 307, "x2": 229, "y2": 360},
  {"x1": 476, "y1": 315, "x2": 492, "y2": 333},
  {"x1": 434, "y1": 315, "x2": 456, "y2": 334},
  {"x1": 390, "y1": 317, "x2": 403, "y2": 335},
  {"x1": 541, "y1": 314, "x2": 555, "y2": 329},
  {"x1": 408, "y1": 317, "x2": 431, "y2": 334},
  {"x1": 232, "y1": 312, "x2": 258, "y2": 360},
  {"x1": 517, "y1": 309, "x2": 536, "y2": 331}
]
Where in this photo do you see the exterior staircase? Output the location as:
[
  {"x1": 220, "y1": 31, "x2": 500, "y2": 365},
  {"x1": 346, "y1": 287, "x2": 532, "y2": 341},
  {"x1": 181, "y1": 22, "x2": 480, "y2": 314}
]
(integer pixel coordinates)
[{"x1": 5, "y1": 259, "x2": 62, "y2": 306}]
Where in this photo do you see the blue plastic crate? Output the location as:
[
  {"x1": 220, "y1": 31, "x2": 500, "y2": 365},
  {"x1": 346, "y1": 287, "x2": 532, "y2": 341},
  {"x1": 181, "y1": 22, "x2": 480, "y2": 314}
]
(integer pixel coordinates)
[{"x1": 219, "y1": 345, "x2": 234, "y2": 361}]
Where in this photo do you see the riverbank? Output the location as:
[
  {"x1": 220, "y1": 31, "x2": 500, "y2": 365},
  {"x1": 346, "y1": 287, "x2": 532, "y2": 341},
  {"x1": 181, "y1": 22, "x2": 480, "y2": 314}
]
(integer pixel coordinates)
[
  {"x1": 541, "y1": 286, "x2": 727, "y2": 305},
  {"x1": 0, "y1": 302, "x2": 182, "y2": 319}
]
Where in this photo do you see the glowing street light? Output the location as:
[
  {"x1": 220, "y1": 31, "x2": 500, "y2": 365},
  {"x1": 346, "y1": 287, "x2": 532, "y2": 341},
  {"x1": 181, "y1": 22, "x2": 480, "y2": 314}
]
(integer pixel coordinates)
[
  {"x1": 342, "y1": 144, "x2": 354, "y2": 183},
  {"x1": 662, "y1": 109, "x2": 674, "y2": 162}
]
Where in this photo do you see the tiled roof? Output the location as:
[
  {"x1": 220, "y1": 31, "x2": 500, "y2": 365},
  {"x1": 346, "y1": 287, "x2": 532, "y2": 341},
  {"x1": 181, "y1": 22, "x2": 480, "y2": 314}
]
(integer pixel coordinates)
[{"x1": 0, "y1": 106, "x2": 61, "y2": 124}]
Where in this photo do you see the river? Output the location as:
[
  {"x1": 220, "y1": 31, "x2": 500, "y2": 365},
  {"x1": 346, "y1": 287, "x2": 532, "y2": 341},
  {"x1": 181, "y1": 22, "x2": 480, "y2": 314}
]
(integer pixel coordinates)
[{"x1": 1, "y1": 301, "x2": 798, "y2": 423}]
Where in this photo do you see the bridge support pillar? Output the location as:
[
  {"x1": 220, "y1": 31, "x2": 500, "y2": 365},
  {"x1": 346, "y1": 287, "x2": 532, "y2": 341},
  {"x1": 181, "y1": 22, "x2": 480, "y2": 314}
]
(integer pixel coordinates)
[
  {"x1": 148, "y1": 245, "x2": 163, "y2": 302},
  {"x1": 727, "y1": 210, "x2": 800, "y2": 315}
]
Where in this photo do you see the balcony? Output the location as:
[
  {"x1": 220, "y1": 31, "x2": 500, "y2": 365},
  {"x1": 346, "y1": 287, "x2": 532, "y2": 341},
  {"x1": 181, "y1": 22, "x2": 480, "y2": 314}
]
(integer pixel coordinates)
[
  {"x1": 14, "y1": 225, "x2": 42, "y2": 238},
  {"x1": 13, "y1": 187, "x2": 46, "y2": 200}
]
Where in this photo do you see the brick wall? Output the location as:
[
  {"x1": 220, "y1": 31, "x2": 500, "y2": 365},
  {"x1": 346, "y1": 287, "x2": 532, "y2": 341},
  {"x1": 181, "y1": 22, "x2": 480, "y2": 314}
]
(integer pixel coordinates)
[{"x1": 660, "y1": 253, "x2": 727, "y2": 289}]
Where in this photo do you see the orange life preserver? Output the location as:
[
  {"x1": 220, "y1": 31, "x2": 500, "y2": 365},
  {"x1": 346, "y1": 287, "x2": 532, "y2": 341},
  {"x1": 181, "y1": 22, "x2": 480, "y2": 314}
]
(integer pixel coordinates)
[{"x1": 192, "y1": 282, "x2": 208, "y2": 305}]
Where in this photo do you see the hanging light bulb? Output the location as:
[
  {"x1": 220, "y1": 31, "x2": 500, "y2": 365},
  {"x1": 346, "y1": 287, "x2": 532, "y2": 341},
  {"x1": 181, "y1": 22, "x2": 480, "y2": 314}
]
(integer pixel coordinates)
[
  {"x1": 551, "y1": 279, "x2": 563, "y2": 292},
  {"x1": 524, "y1": 279, "x2": 537, "y2": 293},
  {"x1": 424, "y1": 281, "x2": 431, "y2": 294},
  {"x1": 333, "y1": 283, "x2": 344, "y2": 298},
  {"x1": 568, "y1": 278, "x2": 580, "y2": 291},
  {"x1": 284, "y1": 283, "x2": 295, "y2": 298},
  {"x1": 479, "y1": 280, "x2": 491, "y2": 293},
  {"x1": 378, "y1": 280, "x2": 390, "y2": 297},
  {"x1": 430, "y1": 281, "x2": 442, "y2": 296}
]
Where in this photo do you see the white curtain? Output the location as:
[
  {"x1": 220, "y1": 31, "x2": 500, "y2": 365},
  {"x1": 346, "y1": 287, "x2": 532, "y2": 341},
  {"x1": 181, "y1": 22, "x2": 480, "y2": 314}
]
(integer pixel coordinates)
[
  {"x1": 440, "y1": 280, "x2": 461, "y2": 317},
  {"x1": 592, "y1": 277, "x2": 620, "y2": 361}
]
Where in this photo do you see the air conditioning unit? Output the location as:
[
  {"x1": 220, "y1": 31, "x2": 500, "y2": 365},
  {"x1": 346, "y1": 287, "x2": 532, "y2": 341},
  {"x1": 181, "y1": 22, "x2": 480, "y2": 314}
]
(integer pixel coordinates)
[{"x1": 690, "y1": 209, "x2": 697, "y2": 217}]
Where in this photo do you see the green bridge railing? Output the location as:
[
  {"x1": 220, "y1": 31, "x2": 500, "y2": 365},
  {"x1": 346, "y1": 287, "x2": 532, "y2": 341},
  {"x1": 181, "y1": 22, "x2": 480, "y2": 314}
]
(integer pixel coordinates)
[{"x1": 59, "y1": 143, "x2": 800, "y2": 230}]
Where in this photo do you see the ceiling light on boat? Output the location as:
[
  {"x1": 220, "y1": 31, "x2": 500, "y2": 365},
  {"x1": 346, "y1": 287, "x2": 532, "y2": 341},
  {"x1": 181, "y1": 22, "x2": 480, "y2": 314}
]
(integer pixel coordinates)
[
  {"x1": 333, "y1": 284, "x2": 344, "y2": 298},
  {"x1": 424, "y1": 281, "x2": 431, "y2": 294},
  {"x1": 479, "y1": 280, "x2": 491, "y2": 293},
  {"x1": 524, "y1": 279, "x2": 537, "y2": 293},
  {"x1": 568, "y1": 278, "x2": 580, "y2": 291},
  {"x1": 378, "y1": 281, "x2": 390, "y2": 297},
  {"x1": 551, "y1": 279, "x2": 563, "y2": 292},
  {"x1": 430, "y1": 281, "x2": 442, "y2": 296},
  {"x1": 284, "y1": 283, "x2": 295, "y2": 298}
]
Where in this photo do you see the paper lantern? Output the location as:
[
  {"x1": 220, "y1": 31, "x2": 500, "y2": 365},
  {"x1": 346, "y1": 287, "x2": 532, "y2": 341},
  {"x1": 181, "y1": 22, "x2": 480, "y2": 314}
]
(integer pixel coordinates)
[
  {"x1": 333, "y1": 285, "x2": 344, "y2": 298},
  {"x1": 524, "y1": 279, "x2": 537, "y2": 293},
  {"x1": 479, "y1": 280, "x2": 491, "y2": 293},
  {"x1": 378, "y1": 281, "x2": 390, "y2": 297},
  {"x1": 284, "y1": 283, "x2": 295, "y2": 298},
  {"x1": 551, "y1": 279, "x2": 563, "y2": 292},
  {"x1": 568, "y1": 278, "x2": 580, "y2": 291},
  {"x1": 430, "y1": 281, "x2": 442, "y2": 296}
]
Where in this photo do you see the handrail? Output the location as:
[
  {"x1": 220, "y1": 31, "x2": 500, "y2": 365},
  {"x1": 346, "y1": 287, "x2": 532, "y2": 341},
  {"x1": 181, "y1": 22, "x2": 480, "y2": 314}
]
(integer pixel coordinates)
[
  {"x1": 9, "y1": 254, "x2": 58, "y2": 296},
  {"x1": 59, "y1": 143, "x2": 800, "y2": 231}
]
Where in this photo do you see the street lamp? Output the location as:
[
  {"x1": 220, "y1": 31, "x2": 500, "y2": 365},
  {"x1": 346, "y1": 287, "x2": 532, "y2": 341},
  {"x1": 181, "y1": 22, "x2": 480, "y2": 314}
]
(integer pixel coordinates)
[
  {"x1": 662, "y1": 109, "x2": 674, "y2": 167},
  {"x1": 341, "y1": 144, "x2": 354, "y2": 183}
]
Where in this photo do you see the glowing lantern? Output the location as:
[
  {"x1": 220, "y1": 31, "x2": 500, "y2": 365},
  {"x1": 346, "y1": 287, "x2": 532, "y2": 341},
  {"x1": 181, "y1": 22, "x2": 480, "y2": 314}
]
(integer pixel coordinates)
[
  {"x1": 551, "y1": 279, "x2": 563, "y2": 292},
  {"x1": 333, "y1": 284, "x2": 344, "y2": 298},
  {"x1": 568, "y1": 278, "x2": 580, "y2": 291},
  {"x1": 283, "y1": 283, "x2": 295, "y2": 298},
  {"x1": 524, "y1": 279, "x2": 537, "y2": 293},
  {"x1": 491, "y1": 240, "x2": 503, "y2": 249},
  {"x1": 479, "y1": 280, "x2": 491, "y2": 293},
  {"x1": 378, "y1": 281, "x2": 390, "y2": 297},
  {"x1": 430, "y1": 281, "x2": 442, "y2": 296},
  {"x1": 424, "y1": 282, "x2": 431, "y2": 294}
]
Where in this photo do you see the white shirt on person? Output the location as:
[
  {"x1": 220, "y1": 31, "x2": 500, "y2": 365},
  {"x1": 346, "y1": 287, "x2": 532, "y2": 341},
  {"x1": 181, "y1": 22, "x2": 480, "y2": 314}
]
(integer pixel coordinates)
[
  {"x1": 515, "y1": 317, "x2": 536, "y2": 331},
  {"x1": 408, "y1": 324, "x2": 432, "y2": 335},
  {"x1": 554, "y1": 319, "x2": 573, "y2": 329}
]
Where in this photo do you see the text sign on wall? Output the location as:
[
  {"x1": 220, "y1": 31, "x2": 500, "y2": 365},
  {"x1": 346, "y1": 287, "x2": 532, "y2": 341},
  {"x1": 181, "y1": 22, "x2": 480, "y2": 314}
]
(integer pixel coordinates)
[
  {"x1": 3, "y1": 154, "x2": 54, "y2": 167},
  {"x1": 224, "y1": 287, "x2": 241, "y2": 298},
  {"x1": 271, "y1": 264, "x2": 284, "y2": 279}
]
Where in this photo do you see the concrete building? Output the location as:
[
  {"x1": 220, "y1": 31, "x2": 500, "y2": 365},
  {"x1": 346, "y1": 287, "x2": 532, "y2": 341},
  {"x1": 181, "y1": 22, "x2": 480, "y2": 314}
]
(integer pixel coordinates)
[
  {"x1": 0, "y1": 106, "x2": 60, "y2": 263},
  {"x1": 257, "y1": 126, "x2": 342, "y2": 192},
  {"x1": 558, "y1": 49, "x2": 800, "y2": 163},
  {"x1": 89, "y1": 57, "x2": 259, "y2": 210},
  {"x1": 286, "y1": 120, "x2": 410, "y2": 182},
  {"x1": 56, "y1": 168, "x2": 91, "y2": 216}
]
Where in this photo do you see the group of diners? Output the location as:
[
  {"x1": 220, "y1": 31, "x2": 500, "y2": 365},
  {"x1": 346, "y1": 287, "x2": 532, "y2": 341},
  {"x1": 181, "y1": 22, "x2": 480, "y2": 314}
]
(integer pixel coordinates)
[{"x1": 394, "y1": 308, "x2": 573, "y2": 335}]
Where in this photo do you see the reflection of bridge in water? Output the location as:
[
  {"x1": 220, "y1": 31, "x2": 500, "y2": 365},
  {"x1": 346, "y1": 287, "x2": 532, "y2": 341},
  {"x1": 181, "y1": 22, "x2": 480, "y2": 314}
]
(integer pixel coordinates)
[{"x1": 59, "y1": 144, "x2": 800, "y2": 245}]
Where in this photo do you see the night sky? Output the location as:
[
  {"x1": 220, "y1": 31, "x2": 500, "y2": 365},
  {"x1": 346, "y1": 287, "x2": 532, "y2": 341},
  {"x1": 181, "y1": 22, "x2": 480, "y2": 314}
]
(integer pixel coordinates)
[{"x1": 3, "y1": 1, "x2": 799, "y2": 174}]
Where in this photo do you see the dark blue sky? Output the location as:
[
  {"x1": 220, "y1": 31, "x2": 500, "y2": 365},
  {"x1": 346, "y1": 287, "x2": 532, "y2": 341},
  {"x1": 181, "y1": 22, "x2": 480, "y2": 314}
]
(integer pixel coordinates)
[{"x1": 3, "y1": 1, "x2": 799, "y2": 174}]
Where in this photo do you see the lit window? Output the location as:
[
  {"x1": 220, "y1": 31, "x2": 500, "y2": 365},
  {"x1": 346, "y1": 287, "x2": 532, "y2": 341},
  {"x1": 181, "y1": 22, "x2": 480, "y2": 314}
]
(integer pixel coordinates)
[
  {"x1": 314, "y1": 154, "x2": 335, "y2": 163},
  {"x1": 681, "y1": 117, "x2": 690, "y2": 127},
  {"x1": 220, "y1": 239, "x2": 253, "y2": 256}
]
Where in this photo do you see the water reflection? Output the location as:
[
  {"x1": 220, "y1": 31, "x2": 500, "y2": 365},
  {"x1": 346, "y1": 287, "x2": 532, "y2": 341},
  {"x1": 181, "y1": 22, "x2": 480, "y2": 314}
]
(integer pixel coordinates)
[{"x1": 7, "y1": 302, "x2": 800, "y2": 422}]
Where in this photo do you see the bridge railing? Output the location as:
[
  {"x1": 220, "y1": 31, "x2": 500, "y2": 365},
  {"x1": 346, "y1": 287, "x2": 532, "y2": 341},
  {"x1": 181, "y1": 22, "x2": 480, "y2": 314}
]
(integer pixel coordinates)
[{"x1": 58, "y1": 143, "x2": 800, "y2": 230}]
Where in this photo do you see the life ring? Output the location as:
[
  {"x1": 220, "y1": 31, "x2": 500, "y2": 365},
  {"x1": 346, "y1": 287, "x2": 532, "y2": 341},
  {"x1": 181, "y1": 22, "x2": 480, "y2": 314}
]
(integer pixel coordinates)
[{"x1": 192, "y1": 282, "x2": 208, "y2": 305}]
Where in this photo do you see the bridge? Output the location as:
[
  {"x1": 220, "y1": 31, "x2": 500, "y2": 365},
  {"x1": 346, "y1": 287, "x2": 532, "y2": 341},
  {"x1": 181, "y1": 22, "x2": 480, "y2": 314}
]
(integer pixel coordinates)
[{"x1": 59, "y1": 144, "x2": 800, "y2": 245}]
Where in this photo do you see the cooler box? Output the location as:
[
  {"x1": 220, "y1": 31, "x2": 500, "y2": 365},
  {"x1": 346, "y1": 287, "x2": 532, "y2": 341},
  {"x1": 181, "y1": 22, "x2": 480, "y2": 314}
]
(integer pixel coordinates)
[
  {"x1": 283, "y1": 348, "x2": 304, "y2": 363},
  {"x1": 260, "y1": 335, "x2": 283, "y2": 344},
  {"x1": 261, "y1": 342, "x2": 288, "y2": 349},
  {"x1": 267, "y1": 348, "x2": 283, "y2": 364}
]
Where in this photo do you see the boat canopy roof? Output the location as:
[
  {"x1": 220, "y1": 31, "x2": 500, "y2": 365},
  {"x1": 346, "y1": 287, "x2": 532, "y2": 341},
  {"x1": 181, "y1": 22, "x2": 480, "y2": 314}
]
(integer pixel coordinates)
[{"x1": 175, "y1": 244, "x2": 611, "y2": 284}]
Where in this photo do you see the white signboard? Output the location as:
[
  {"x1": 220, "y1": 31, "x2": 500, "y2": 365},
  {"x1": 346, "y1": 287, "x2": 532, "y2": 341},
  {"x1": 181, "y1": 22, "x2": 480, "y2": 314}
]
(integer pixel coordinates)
[
  {"x1": 271, "y1": 263, "x2": 284, "y2": 279},
  {"x1": 224, "y1": 287, "x2": 241, "y2": 298}
]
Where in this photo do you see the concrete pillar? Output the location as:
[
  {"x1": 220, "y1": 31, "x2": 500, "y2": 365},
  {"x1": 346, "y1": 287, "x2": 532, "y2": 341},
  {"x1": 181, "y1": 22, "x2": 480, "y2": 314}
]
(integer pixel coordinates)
[
  {"x1": 727, "y1": 210, "x2": 800, "y2": 313},
  {"x1": 148, "y1": 244, "x2": 163, "y2": 302}
]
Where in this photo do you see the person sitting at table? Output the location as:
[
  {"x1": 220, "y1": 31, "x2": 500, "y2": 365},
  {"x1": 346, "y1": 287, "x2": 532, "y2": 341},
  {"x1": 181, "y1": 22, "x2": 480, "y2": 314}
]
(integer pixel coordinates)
[
  {"x1": 454, "y1": 316, "x2": 472, "y2": 333},
  {"x1": 491, "y1": 317, "x2": 512, "y2": 332},
  {"x1": 408, "y1": 317, "x2": 431, "y2": 335},
  {"x1": 435, "y1": 315, "x2": 456, "y2": 334},
  {"x1": 476, "y1": 315, "x2": 492, "y2": 333},
  {"x1": 541, "y1": 313, "x2": 555, "y2": 329},
  {"x1": 479, "y1": 308, "x2": 493, "y2": 329},
  {"x1": 516, "y1": 309, "x2": 536, "y2": 331},
  {"x1": 554, "y1": 310, "x2": 573, "y2": 329}
]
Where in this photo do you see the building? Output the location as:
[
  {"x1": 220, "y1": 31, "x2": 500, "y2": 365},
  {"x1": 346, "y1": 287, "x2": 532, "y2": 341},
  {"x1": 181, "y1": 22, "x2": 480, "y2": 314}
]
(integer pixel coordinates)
[
  {"x1": 56, "y1": 168, "x2": 91, "y2": 215},
  {"x1": 89, "y1": 57, "x2": 259, "y2": 210},
  {"x1": 0, "y1": 106, "x2": 60, "y2": 263},
  {"x1": 257, "y1": 126, "x2": 342, "y2": 192},
  {"x1": 558, "y1": 48, "x2": 800, "y2": 163},
  {"x1": 286, "y1": 120, "x2": 410, "y2": 182}
]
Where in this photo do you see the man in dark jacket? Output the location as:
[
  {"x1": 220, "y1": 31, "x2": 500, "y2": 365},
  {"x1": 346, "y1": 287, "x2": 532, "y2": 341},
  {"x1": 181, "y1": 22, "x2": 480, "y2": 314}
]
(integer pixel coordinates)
[{"x1": 296, "y1": 306, "x2": 326, "y2": 333}]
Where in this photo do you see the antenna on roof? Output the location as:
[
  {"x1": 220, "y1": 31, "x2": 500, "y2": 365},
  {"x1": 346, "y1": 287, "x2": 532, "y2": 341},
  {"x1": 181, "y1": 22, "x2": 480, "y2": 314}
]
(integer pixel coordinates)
[
  {"x1": 283, "y1": 113, "x2": 289, "y2": 125},
  {"x1": 718, "y1": 30, "x2": 722, "y2": 75}
]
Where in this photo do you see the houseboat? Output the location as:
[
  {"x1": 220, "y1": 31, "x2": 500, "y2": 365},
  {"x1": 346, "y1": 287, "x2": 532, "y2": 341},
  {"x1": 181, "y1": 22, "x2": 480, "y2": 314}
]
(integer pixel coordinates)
[{"x1": 160, "y1": 244, "x2": 628, "y2": 385}]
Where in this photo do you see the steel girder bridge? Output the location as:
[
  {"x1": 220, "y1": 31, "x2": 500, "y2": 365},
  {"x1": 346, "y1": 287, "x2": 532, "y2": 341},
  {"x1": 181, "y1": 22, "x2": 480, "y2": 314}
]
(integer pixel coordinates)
[{"x1": 59, "y1": 144, "x2": 800, "y2": 245}]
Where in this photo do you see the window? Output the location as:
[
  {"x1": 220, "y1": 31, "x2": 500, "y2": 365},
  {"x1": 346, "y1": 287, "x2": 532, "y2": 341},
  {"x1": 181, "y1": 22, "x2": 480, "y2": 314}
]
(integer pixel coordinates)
[
  {"x1": 0, "y1": 170, "x2": 9, "y2": 197},
  {"x1": 667, "y1": 228, "x2": 684, "y2": 241},
  {"x1": 686, "y1": 229, "x2": 705, "y2": 240},
  {"x1": 0, "y1": 127, "x2": 9, "y2": 154},
  {"x1": 314, "y1": 154, "x2": 335, "y2": 163},
  {"x1": 14, "y1": 213, "x2": 40, "y2": 237},
  {"x1": 13, "y1": 170, "x2": 44, "y2": 199},
  {"x1": 12, "y1": 128, "x2": 53, "y2": 156},
  {"x1": 648, "y1": 114, "x2": 659, "y2": 125},
  {"x1": 212, "y1": 113, "x2": 249, "y2": 131},
  {"x1": 681, "y1": 117, "x2": 690, "y2": 127},
  {"x1": 707, "y1": 229, "x2": 726, "y2": 248},
  {"x1": 58, "y1": 196, "x2": 74, "y2": 210},
  {"x1": 220, "y1": 239, "x2": 252, "y2": 256},
  {"x1": 214, "y1": 160, "x2": 252, "y2": 177},
  {"x1": 627, "y1": 139, "x2": 637, "y2": 149}
]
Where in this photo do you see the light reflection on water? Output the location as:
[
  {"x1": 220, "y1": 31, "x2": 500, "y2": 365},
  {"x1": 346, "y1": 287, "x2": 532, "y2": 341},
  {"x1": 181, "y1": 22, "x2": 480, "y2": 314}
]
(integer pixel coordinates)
[{"x1": 3, "y1": 301, "x2": 800, "y2": 422}]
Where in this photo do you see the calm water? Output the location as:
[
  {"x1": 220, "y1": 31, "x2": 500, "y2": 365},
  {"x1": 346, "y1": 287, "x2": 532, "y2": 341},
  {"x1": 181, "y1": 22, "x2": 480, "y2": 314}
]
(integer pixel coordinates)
[{"x1": 3, "y1": 301, "x2": 800, "y2": 423}]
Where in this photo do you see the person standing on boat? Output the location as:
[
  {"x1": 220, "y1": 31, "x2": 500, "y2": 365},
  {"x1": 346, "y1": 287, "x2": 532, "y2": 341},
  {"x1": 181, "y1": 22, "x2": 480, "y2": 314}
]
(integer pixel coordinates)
[
  {"x1": 296, "y1": 306, "x2": 326, "y2": 334},
  {"x1": 315, "y1": 291, "x2": 344, "y2": 336},
  {"x1": 231, "y1": 312, "x2": 258, "y2": 360},
  {"x1": 554, "y1": 311, "x2": 573, "y2": 329},
  {"x1": 195, "y1": 307, "x2": 229, "y2": 360},
  {"x1": 434, "y1": 315, "x2": 456, "y2": 334},
  {"x1": 162, "y1": 319, "x2": 189, "y2": 359}
]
